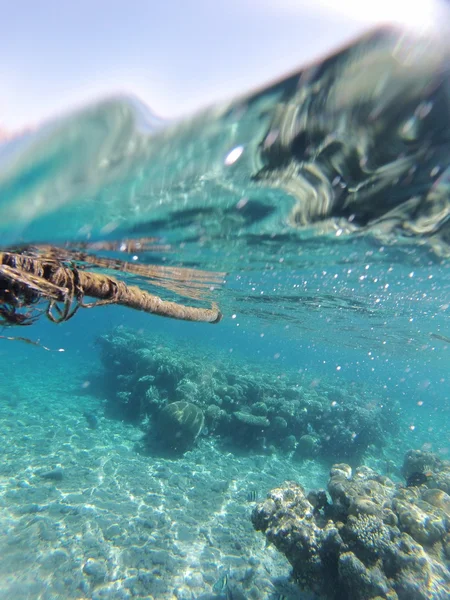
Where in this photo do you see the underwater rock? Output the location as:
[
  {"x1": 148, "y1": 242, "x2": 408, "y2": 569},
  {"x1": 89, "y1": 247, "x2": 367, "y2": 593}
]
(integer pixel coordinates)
[
  {"x1": 252, "y1": 449, "x2": 450, "y2": 600},
  {"x1": 402, "y1": 449, "x2": 450, "y2": 495},
  {"x1": 250, "y1": 401, "x2": 268, "y2": 416},
  {"x1": 393, "y1": 492, "x2": 448, "y2": 546},
  {"x1": 83, "y1": 558, "x2": 107, "y2": 584},
  {"x1": 282, "y1": 434, "x2": 297, "y2": 452},
  {"x1": 402, "y1": 449, "x2": 443, "y2": 481},
  {"x1": 83, "y1": 410, "x2": 99, "y2": 429},
  {"x1": 295, "y1": 434, "x2": 320, "y2": 458},
  {"x1": 328, "y1": 464, "x2": 396, "y2": 521},
  {"x1": 98, "y1": 328, "x2": 399, "y2": 460},
  {"x1": 272, "y1": 415, "x2": 288, "y2": 431},
  {"x1": 233, "y1": 411, "x2": 270, "y2": 428},
  {"x1": 175, "y1": 378, "x2": 199, "y2": 403},
  {"x1": 204, "y1": 404, "x2": 226, "y2": 430},
  {"x1": 422, "y1": 488, "x2": 450, "y2": 514},
  {"x1": 307, "y1": 489, "x2": 329, "y2": 513},
  {"x1": 156, "y1": 401, "x2": 204, "y2": 453},
  {"x1": 252, "y1": 481, "x2": 342, "y2": 597}
]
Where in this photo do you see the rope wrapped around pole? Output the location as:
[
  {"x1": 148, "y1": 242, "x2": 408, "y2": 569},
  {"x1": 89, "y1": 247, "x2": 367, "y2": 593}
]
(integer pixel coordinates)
[{"x1": 0, "y1": 251, "x2": 223, "y2": 325}]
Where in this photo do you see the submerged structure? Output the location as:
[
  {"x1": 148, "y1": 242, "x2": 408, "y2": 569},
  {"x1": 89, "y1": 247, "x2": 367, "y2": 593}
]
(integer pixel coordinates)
[
  {"x1": 98, "y1": 327, "x2": 399, "y2": 459},
  {"x1": 0, "y1": 240, "x2": 223, "y2": 330},
  {"x1": 252, "y1": 450, "x2": 450, "y2": 599}
]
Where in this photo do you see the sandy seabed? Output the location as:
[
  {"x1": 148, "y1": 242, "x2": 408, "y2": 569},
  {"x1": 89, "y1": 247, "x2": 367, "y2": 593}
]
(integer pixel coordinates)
[{"x1": 0, "y1": 361, "x2": 325, "y2": 600}]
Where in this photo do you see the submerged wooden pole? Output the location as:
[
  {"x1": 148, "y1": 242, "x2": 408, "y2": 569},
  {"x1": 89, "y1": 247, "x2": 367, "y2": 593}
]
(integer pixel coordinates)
[{"x1": 0, "y1": 251, "x2": 223, "y2": 325}]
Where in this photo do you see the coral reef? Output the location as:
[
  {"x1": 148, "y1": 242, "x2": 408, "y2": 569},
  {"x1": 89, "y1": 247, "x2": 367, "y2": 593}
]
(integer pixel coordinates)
[
  {"x1": 156, "y1": 401, "x2": 205, "y2": 453},
  {"x1": 252, "y1": 450, "x2": 450, "y2": 599},
  {"x1": 97, "y1": 327, "x2": 398, "y2": 459}
]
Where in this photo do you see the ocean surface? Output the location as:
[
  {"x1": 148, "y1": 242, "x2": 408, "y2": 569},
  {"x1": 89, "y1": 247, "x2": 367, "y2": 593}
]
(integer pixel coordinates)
[{"x1": 0, "y1": 25, "x2": 449, "y2": 600}]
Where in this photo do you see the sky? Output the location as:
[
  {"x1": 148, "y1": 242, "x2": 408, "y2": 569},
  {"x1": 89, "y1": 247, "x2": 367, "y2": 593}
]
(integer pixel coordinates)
[{"x1": 1, "y1": 0, "x2": 447, "y2": 131}]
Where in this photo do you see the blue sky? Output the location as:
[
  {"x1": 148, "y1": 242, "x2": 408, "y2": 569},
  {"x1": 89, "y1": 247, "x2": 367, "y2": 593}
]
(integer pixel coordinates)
[{"x1": 1, "y1": 0, "x2": 444, "y2": 130}]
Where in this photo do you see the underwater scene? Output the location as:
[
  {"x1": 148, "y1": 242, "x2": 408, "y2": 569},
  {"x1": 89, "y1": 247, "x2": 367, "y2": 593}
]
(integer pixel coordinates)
[{"x1": 0, "y1": 25, "x2": 450, "y2": 600}]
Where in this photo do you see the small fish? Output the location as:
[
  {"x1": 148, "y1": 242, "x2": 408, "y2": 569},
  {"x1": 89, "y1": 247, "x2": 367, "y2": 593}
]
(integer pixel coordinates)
[
  {"x1": 247, "y1": 490, "x2": 258, "y2": 502},
  {"x1": 213, "y1": 572, "x2": 229, "y2": 594},
  {"x1": 430, "y1": 332, "x2": 450, "y2": 344},
  {"x1": 40, "y1": 467, "x2": 64, "y2": 481},
  {"x1": 0, "y1": 335, "x2": 54, "y2": 351},
  {"x1": 212, "y1": 571, "x2": 248, "y2": 600}
]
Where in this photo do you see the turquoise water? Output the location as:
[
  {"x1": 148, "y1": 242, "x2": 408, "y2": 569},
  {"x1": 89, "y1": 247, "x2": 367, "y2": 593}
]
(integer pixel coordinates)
[{"x1": 0, "y1": 26, "x2": 449, "y2": 600}]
